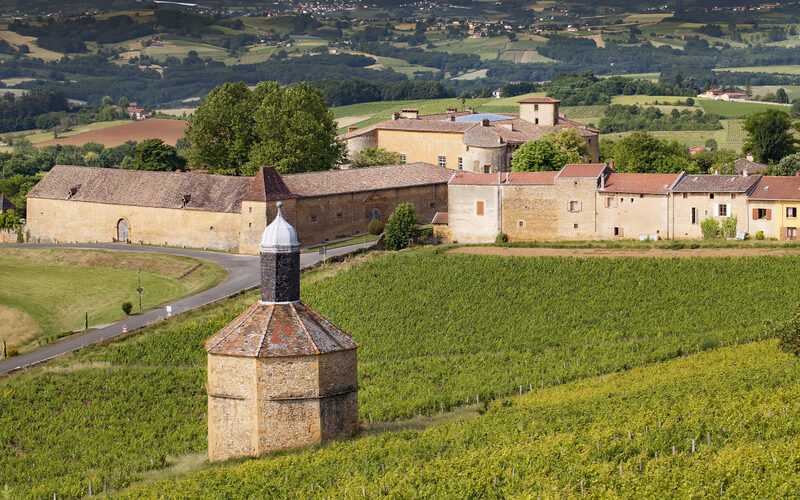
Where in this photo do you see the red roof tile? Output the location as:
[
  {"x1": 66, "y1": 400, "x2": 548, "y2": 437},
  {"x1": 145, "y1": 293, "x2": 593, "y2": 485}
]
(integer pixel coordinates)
[
  {"x1": 517, "y1": 96, "x2": 561, "y2": 103},
  {"x1": 557, "y1": 163, "x2": 610, "y2": 179},
  {"x1": 748, "y1": 176, "x2": 800, "y2": 200},
  {"x1": 449, "y1": 172, "x2": 502, "y2": 185},
  {"x1": 242, "y1": 167, "x2": 295, "y2": 202},
  {"x1": 432, "y1": 212, "x2": 448, "y2": 224},
  {"x1": 673, "y1": 174, "x2": 761, "y2": 193},
  {"x1": 505, "y1": 171, "x2": 558, "y2": 185},
  {"x1": 205, "y1": 301, "x2": 358, "y2": 358},
  {"x1": 282, "y1": 162, "x2": 452, "y2": 197},
  {"x1": 599, "y1": 173, "x2": 683, "y2": 194}
]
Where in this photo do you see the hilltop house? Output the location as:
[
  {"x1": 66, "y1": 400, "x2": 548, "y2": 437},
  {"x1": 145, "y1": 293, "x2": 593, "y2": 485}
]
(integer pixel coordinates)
[
  {"x1": 26, "y1": 163, "x2": 452, "y2": 253},
  {"x1": 341, "y1": 98, "x2": 599, "y2": 174}
]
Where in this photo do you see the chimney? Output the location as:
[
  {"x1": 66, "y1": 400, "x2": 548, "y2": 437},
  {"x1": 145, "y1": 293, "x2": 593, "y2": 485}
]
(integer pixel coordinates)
[
  {"x1": 260, "y1": 201, "x2": 300, "y2": 303},
  {"x1": 714, "y1": 169, "x2": 719, "y2": 175},
  {"x1": 448, "y1": 115, "x2": 456, "y2": 121},
  {"x1": 502, "y1": 123, "x2": 514, "y2": 131},
  {"x1": 401, "y1": 108, "x2": 419, "y2": 119},
  {"x1": 348, "y1": 125, "x2": 358, "y2": 133},
  {"x1": 746, "y1": 152, "x2": 754, "y2": 162},
  {"x1": 481, "y1": 118, "x2": 490, "y2": 127},
  {"x1": 795, "y1": 172, "x2": 800, "y2": 178},
  {"x1": 743, "y1": 169, "x2": 748, "y2": 177},
  {"x1": 447, "y1": 106, "x2": 458, "y2": 113},
  {"x1": 608, "y1": 160, "x2": 614, "y2": 171},
  {"x1": 391, "y1": 112, "x2": 400, "y2": 120},
  {"x1": 466, "y1": 106, "x2": 476, "y2": 114}
]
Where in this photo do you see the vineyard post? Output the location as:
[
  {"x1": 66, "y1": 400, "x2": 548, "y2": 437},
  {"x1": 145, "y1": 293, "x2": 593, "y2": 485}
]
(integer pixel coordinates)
[
  {"x1": 691, "y1": 439, "x2": 695, "y2": 453},
  {"x1": 672, "y1": 445, "x2": 676, "y2": 455}
]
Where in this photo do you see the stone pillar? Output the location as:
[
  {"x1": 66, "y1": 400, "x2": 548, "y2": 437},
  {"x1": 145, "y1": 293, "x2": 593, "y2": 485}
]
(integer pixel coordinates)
[{"x1": 260, "y1": 250, "x2": 300, "y2": 303}]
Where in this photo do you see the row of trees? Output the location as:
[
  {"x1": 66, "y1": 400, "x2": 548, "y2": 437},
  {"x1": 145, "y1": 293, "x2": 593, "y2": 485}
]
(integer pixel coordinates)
[{"x1": 597, "y1": 105, "x2": 722, "y2": 134}]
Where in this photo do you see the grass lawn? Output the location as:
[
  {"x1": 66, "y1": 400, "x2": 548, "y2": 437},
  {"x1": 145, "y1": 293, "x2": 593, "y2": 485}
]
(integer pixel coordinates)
[
  {"x1": 0, "y1": 248, "x2": 225, "y2": 348},
  {"x1": 697, "y1": 99, "x2": 790, "y2": 118},
  {"x1": 601, "y1": 118, "x2": 744, "y2": 151}
]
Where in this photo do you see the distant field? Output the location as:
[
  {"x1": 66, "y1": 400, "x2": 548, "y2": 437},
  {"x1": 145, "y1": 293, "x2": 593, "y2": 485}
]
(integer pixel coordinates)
[
  {"x1": 715, "y1": 65, "x2": 800, "y2": 74},
  {"x1": 601, "y1": 118, "x2": 745, "y2": 151},
  {"x1": 749, "y1": 85, "x2": 800, "y2": 101},
  {"x1": 11, "y1": 120, "x2": 130, "y2": 145},
  {"x1": 36, "y1": 119, "x2": 187, "y2": 147},
  {"x1": 0, "y1": 30, "x2": 63, "y2": 60},
  {"x1": 431, "y1": 36, "x2": 512, "y2": 60},
  {"x1": 697, "y1": 99, "x2": 790, "y2": 118},
  {"x1": 610, "y1": 95, "x2": 692, "y2": 105},
  {"x1": 601, "y1": 72, "x2": 659, "y2": 81},
  {"x1": 623, "y1": 13, "x2": 673, "y2": 23},
  {"x1": 0, "y1": 248, "x2": 224, "y2": 349},
  {"x1": 362, "y1": 54, "x2": 439, "y2": 76}
]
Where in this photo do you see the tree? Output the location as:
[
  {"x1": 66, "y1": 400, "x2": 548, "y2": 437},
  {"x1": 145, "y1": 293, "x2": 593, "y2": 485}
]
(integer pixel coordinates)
[
  {"x1": 187, "y1": 81, "x2": 345, "y2": 176},
  {"x1": 772, "y1": 153, "x2": 800, "y2": 176},
  {"x1": 349, "y1": 148, "x2": 401, "y2": 168},
  {"x1": 546, "y1": 128, "x2": 588, "y2": 163},
  {"x1": 602, "y1": 131, "x2": 690, "y2": 173},
  {"x1": 776, "y1": 88, "x2": 790, "y2": 104},
  {"x1": 118, "y1": 96, "x2": 129, "y2": 109},
  {"x1": 511, "y1": 138, "x2": 568, "y2": 172},
  {"x1": 791, "y1": 100, "x2": 800, "y2": 119},
  {"x1": 131, "y1": 139, "x2": 186, "y2": 171},
  {"x1": 101, "y1": 95, "x2": 114, "y2": 107},
  {"x1": 385, "y1": 203, "x2": 417, "y2": 251},
  {"x1": 704, "y1": 138, "x2": 718, "y2": 150},
  {"x1": 742, "y1": 109, "x2": 799, "y2": 164}
]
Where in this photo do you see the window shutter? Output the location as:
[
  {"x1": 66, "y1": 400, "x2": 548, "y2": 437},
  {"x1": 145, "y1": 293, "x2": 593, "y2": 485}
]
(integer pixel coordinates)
[
  {"x1": 578, "y1": 201, "x2": 582, "y2": 212},
  {"x1": 753, "y1": 208, "x2": 758, "y2": 220},
  {"x1": 725, "y1": 204, "x2": 730, "y2": 217},
  {"x1": 767, "y1": 209, "x2": 772, "y2": 221},
  {"x1": 713, "y1": 203, "x2": 719, "y2": 216}
]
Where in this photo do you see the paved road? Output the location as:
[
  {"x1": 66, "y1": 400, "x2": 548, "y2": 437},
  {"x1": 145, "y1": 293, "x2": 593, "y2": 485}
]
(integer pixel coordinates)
[{"x1": 0, "y1": 241, "x2": 373, "y2": 374}]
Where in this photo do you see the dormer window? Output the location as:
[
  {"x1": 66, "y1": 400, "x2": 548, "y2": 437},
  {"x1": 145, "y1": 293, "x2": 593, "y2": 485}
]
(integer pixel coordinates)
[
  {"x1": 67, "y1": 187, "x2": 77, "y2": 199},
  {"x1": 182, "y1": 194, "x2": 191, "y2": 207}
]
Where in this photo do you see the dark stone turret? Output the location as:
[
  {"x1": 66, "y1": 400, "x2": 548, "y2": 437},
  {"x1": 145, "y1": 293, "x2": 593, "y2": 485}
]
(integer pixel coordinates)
[{"x1": 259, "y1": 201, "x2": 300, "y2": 303}]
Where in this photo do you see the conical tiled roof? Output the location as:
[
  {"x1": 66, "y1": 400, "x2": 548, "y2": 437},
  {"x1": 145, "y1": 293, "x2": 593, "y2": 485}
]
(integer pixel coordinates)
[
  {"x1": 0, "y1": 194, "x2": 16, "y2": 211},
  {"x1": 205, "y1": 301, "x2": 358, "y2": 358}
]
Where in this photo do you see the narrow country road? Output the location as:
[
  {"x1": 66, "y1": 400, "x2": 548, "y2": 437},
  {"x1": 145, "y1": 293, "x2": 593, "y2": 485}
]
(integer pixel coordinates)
[{"x1": 0, "y1": 241, "x2": 373, "y2": 374}]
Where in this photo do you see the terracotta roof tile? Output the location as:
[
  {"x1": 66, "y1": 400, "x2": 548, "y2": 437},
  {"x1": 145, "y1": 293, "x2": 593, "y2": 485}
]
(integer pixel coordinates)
[
  {"x1": 505, "y1": 171, "x2": 558, "y2": 185},
  {"x1": 517, "y1": 96, "x2": 561, "y2": 103},
  {"x1": 672, "y1": 174, "x2": 761, "y2": 193},
  {"x1": 282, "y1": 162, "x2": 452, "y2": 197},
  {"x1": 733, "y1": 158, "x2": 768, "y2": 175},
  {"x1": 205, "y1": 301, "x2": 358, "y2": 358},
  {"x1": 27, "y1": 165, "x2": 251, "y2": 213},
  {"x1": 748, "y1": 176, "x2": 800, "y2": 200},
  {"x1": 599, "y1": 173, "x2": 683, "y2": 194},
  {"x1": 242, "y1": 167, "x2": 295, "y2": 202},
  {"x1": 0, "y1": 194, "x2": 15, "y2": 211},
  {"x1": 432, "y1": 212, "x2": 448, "y2": 224},
  {"x1": 557, "y1": 163, "x2": 610, "y2": 179},
  {"x1": 449, "y1": 172, "x2": 502, "y2": 185}
]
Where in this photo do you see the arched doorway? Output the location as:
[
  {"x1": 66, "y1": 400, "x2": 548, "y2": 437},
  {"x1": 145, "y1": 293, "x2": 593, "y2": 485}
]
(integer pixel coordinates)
[
  {"x1": 117, "y1": 219, "x2": 129, "y2": 242},
  {"x1": 369, "y1": 208, "x2": 381, "y2": 222}
]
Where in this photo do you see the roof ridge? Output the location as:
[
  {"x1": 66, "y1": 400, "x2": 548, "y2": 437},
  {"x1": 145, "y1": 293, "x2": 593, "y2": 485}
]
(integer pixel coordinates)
[
  {"x1": 293, "y1": 302, "x2": 320, "y2": 355},
  {"x1": 257, "y1": 304, "x2": 276, "y2": 356},
  {"x1": 206, "y1": 303, "x2": 258, "y2": 352}
]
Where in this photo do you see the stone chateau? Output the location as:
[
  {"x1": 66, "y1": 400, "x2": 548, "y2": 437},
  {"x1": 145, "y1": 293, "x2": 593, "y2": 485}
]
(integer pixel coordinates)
[
  {"x1": 341, "y1": 98, "x2": 599, "y2": 174},
  {"x1": 439, "y1": 163, "x2": 800, "y2": 242},
  {"x1": 205, "y1": 203, "x2": 359, "y2": 462},
  {"x1": 25, "y1": 162, "x2": 451, "y2": 253}
]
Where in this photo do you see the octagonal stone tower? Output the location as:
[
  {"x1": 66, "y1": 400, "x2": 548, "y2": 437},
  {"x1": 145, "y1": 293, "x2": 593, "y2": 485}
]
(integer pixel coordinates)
[{"x1": 205, "y1": 202, "x2": 359, "y2": 462}]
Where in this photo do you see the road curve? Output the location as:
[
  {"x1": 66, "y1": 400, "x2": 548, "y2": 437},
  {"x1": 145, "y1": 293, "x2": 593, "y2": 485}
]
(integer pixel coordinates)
[{"x1": 0, "y1": 241, "x2": 373, "y2": 374}]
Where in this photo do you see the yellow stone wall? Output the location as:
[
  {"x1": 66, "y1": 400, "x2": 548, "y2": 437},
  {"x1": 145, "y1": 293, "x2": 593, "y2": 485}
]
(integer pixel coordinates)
[
  {"x1": 596, "y1": 193, "x2": 671, "y2": 240},
  {"x1": 501, "y1": 184, "x2": 558, "y2": 241},
  {"x1": 671, "y1": 193, "x2": 751, "y2": 238},
  {"x1": 207, "y1": 354, "x2": 258, "y2": 462},
  {"x1": 376, "y1": 129, "x2": 464, "y2": 170},
  {"x1": 553, "y1": 178, "x2": 600, "y2": 239},
  {"x1": 27, "y1": 198, "x2": 241, "y2": 251},
  {"x1": 747, "y1": 200, "x2": 778, "y2": 239},
  {"x1": 776, "y1": 201, "x2": 800, "y2": 240}
]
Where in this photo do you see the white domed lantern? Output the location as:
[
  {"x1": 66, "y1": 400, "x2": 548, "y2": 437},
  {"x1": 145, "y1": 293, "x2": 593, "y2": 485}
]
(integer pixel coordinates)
[{"x1": 259, "y1": 202, "x2": 300, "y2": 303}]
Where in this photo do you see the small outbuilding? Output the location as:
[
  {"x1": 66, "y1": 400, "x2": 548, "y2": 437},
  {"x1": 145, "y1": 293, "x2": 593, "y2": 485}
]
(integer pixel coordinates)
[
  {"x1": 0, "y1": 194, "x2": 15, "y2": 214},
  {"x1": 205, "y1": 202, "x2": 359, "y2": 462}
]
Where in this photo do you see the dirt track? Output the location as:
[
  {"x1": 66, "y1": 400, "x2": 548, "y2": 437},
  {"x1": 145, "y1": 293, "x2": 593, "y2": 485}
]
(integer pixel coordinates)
[{"x1": 449, "y1": 246, "x2": 800, "y2": 259}]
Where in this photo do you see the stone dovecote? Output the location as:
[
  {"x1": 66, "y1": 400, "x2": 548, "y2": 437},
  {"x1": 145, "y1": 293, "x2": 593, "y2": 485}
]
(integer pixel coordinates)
[{"x1": 205, "y1": 202, "x2": 359, "y2": 462}]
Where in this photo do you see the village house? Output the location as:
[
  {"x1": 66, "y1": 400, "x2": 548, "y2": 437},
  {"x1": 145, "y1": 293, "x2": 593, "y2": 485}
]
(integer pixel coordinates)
[
  {"x1": 747, "y1": 175, "x2": 800, "y2": 240},
  {"x1": 731, "y1": 154, "x2": 768, "y2": 176},
  {"x1": 670, "y1": 173, "x2": 760, "y2": 238},
  {"x1": 0, "y1": 194, "x2": 15, "y2": 214},
  {"x1": 25, "y1": 163, "x2": 452, "y2": 253},
  {"x1": 341, "y1": 98, "x2": 599, "y2": 174}
]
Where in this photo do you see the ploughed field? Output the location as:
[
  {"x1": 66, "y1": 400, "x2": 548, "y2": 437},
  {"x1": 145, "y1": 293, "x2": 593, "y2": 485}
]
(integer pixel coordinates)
[
  {"x1": 35, "y1": 119, "x2": 187, "y2": 147},
  {"x1": 2, "y1": 248, "x2": 800, "y2": 498}
]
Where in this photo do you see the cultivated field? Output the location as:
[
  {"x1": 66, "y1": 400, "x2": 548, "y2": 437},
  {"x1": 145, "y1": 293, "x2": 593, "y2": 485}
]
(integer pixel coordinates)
[
  {"x1": 697, "y1": 99, "x2": 790, "y2": 118},
  {"x1": 36, "y1": 119, "x2": 187, "y2": 147},
  {"x1": 715, "y1": 65, "x2": 800, "y2": 74},
  {"x1": 0, "y1": 30, "x2": 62, "y2": 60},
  {"x1": 4, "y1": 247, "x2": 800, "y2": 498},
  {"x1": 0, "y1": 248, "x2": 224, "y2": 349}
]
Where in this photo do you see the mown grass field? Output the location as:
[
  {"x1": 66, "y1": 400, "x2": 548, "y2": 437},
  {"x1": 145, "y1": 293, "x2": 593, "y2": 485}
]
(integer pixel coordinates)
[
  {"x1": 0, "y1": 249, "x2": 225, "y2": 348},
  {"x1": 698, "y1": 99, "x2": 791, "y2": 118},
  {"x1": 715, "y1": 65, "x2": 800, "y2": 74},
  {"x1": 3, "y1": 247, "x2": 800, "y2": 498},
  {"x1": 601, "y1": 118, "x2": 745, "y2": 151}
]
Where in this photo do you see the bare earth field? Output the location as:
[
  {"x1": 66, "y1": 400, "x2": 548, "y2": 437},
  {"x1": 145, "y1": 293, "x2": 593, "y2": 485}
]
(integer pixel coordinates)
[
  {"x1": 450, "y1": 246, "x2": 800, "y2": 258},
  {"x1": 37, "y1": 119, "x2": 187, "y2": 147}
]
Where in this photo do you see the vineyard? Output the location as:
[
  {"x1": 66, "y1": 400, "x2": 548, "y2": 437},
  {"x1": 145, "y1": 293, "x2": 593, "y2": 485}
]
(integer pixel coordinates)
[
  {"x1": 2, "y1": 249, "x2": 800, "y2": 497},
  {"x1": 119, "y1": 340, "x2": 800, "y2": 498}
]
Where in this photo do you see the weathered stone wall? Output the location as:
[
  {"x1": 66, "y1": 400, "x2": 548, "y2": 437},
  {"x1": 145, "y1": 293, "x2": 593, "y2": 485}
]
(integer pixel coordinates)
[
  {"x1": 317, "y1": 350, "x2": 358, "y2": 395},
  {"x1": 258, "y1": 356, "x2": 319, "y2": 399},
  {"x1": 345, "y1": 130, "x2": 378, "y2": 157},
  {"x1": 256, "y1": 399, "x2": 321, "y2": 454},
  {"x1": 240, "y1": 199, "x2": 298, "y2": 255},
  {"x1": 447, "y1": 183, "x2": 501, "y2": 243},
  {"x1": 207, "y1": 354, "x2": 258, "y2": 462},
  {"x1": 596, "y1": 193, "x2": 671, "y2": 240},
  {"x1": 553, "y1": 177, "x2": 600, "y2": 239},
  {"x1": 260, "y1": 251, "x2": 300, "y2": 303},
  {"x1": 320, "y1": 391, "x2": 359, "y2": 441},
  {"x1": 671, "y1": 192, "x2": 751, "y2": 238},
  {"x1": 0, "y1": 227, "x2": 21, "y2": 243},
  {"x1": 27, "y1": 198, "x2": 241, "y2": 251},
  {"x1": 501, "y1": 185, "x2": 558, "y2": 241},
  {"x1": 462, "y1": 146, "x2": 508, "y2": 173}
]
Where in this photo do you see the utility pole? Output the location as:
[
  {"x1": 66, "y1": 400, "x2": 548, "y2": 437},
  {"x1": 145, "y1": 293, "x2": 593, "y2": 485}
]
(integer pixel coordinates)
[{"x1": 136, "y1": 267, "x2": 143, "y2": 311}]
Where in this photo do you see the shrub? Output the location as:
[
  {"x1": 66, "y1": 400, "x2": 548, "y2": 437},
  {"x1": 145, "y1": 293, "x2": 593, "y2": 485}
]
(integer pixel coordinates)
[
  {"x1": 385, "y1": 203, "x2": 418, "y2": 251},
  {"x1": 7, "y1": 347, "x2": 19, "y2": 357},
  {"x1": 420, "y1": 227, "x2": 434, "y2": 238},
  {"x1": 495, "y1": 232, "x2": 508, "y2": 243},
  {"x1": 368, "y1": 219, "x2": 384, "y2": 235},
  {"x1": 700, "y1": 217, "x2": 720, "y2": 239},
  {"x1": 756, "y1": 231, "x2": 765, "y2": 240},
  {"x1": 122, "y1": 301, "x2": 133, "y2": 315},
  {"x1": 722, "y1": 216, "x2": 738, "y2": 239},
  {"x1": 774, "y1": 306, "x2": 800, "y2": 356}
]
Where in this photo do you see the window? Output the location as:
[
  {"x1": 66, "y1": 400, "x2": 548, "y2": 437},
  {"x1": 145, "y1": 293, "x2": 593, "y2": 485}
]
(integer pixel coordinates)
[
  {"x1": 429, "y1": 201, "x2": 435, "y2": 207},
  {"x1": 787, "y1": 227, "x2": 797, "y2": 240},
  {"x1": 731, "y1": 194, "x2": 736, "y2": 200},
  {"x1": 754, "y1": 208, "x2": 770, "y2": 220},
  {"x1": 438, "y1": 156, "x2": 446, "y2": 168},
  {"x1": 682, "y1": 193, "x2": 688, "y2": 199},
  {"x1": 715, "y1": 203, "x2": 729, "y2": 217},
  {"x1": 249, "y1": 207, "x2": 252, "y2": 213},
  {"x1": 630, "y1": 198, "x2": 635, "y2": 203},
  {"x1": 605, "y1": 197, "x2": 615, "y2": 208},
  {"x1": 619, "y1": 197, "x2": 624, "y2": 204},
  {"x1": 476, "y1": 200, "x2": 484, "y2": 216},
  {"x1": 710, "y1": 193, "x2": 715, "y2": 200},
  {"x1": 639, "y1": 194, "x2": 644, "y2": 198},
  {"x1": 613, "y1": 227, "x2": 620, "y2": 236},
  {"x1": 691, "y1": 207, "x2": 697, "y2": 224},
  {"x1": 310, "y1": 215, "x2": 317, "y2": 222},
  {"x1": 458, "y1": 157, "x2": 463, "y2": 170},
  {"x1": 483, "y1": 165, "x2": 491, "y2": 173},
  {"x1": 534, "y1": 104, "x2": 539, "y2": 111},
  {"x1": 573, "y1": 223, "x2": 579, "y2": 229},
  {"x1": 248, "y1": 222, "x2": 252, "y2": 228},
  {"x1": 569, "y1": 201, "x2": 580, "y2": 212},
  {"x1": 336, "y1": 212, "x2": 343, "y2": 219},
  {"x1": 399, "y1": 154, "x2": 406, "y2": 164},
  {"x1": 535, "y1": 118, "x2": 539, "y2": 125},
  {"x1": 788, "y1": 207, "x2": 798, "y2": 218},
  {"x1": 519, "y1": 220, "x2": 524, "y2": 227}
]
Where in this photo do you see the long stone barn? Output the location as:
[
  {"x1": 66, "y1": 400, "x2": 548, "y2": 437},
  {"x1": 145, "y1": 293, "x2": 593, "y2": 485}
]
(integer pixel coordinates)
[{"x1": 25, "y1": 163, "x2": 452, "y2": 253}]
